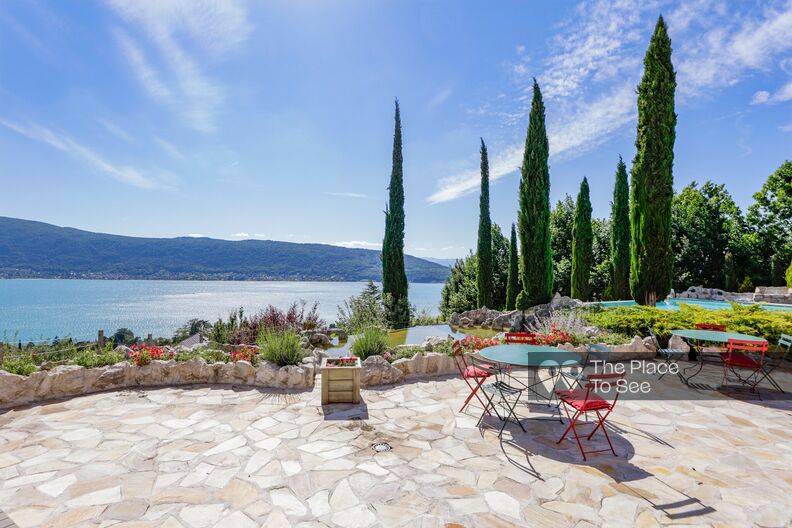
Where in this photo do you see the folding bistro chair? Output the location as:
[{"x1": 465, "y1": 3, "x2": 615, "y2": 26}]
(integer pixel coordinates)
[
  {"x1": 505, "y1": 332, "x2": 539, "y2": 344},
  {"x1": 471, "y1": 355, "x2": 525, "y2": 437},
  {"x1": 720, "y1": 338, "x2": 769, "y2": 393},
  {"x1": 558, "y1": 343, "x2": 609, "y2": 390},
  {"x1": 452, "y1": 340, "x2": 492, "y2": 413},
  {"x1": 648, "y1": 328, "x2": 687, "y2": 382},
  {"x1": 556, "y1": 373, "x2": 624, "y2": 460},
  {"x1": 754, "y1": 334, "x2": 791, "y2": 393}
]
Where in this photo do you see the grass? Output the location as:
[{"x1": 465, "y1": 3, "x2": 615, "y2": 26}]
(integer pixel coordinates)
[
  {"x1": 73, "y1": 350, "x2": 124, "y2": 369},
  {"x1": 351, "y1": 326, "x2": 389, "y2": 360}
]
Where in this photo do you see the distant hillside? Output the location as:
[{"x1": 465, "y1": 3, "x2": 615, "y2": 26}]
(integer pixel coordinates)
[
  {"x1": 423, "y1": 257, "x2": 458, "y2": 267},
  {"x1": 0, "y1": 217, "x2": 450, "y2": 282}
]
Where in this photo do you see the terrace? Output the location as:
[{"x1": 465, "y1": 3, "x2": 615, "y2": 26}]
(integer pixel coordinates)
[{"x1": 1, "y1": 361, "x2": 790, "y2": 528}]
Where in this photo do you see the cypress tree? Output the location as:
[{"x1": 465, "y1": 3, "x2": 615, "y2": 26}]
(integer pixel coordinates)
[
  {"x1": 630, "y1": 16, "x2": 676, "y2": 306},
  {"x1": 516, "y1": 79, "x2": 553, "y2": 309},
  {"x1": 610, "y1": 156, "x2": 631, "y2": 299},
  {"x1": 382, "y1": 99, "x2": 409, "y2": 328},
  {"x1": 477, "y1": 139, "x2": 493, "y2": 308},
  {"x1": 571, "y1": 178, "x2": 593, "y2": 300},
  {"x1": 506, "y1": 223, "x2": 520, "y2": 310}
]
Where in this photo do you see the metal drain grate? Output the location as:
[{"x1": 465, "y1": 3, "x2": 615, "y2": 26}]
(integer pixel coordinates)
[{"x1": 371, "y1": 442, "x2": 392, "y2": 453}]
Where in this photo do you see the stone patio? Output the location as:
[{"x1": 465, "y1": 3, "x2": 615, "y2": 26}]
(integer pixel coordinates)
[{"x1": 0, "y1": 365, "x2": 791, "y2": 527}]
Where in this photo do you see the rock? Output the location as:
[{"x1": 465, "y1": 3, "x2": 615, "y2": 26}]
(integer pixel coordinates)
[
  {"x1": 308, "y1": 333, "x2": 332, "y2": 348},
  {"x1": 0, "y1": 370, "x2": 35, "y2": 406},
  {"x1": 449, "y1": 313, "x2": 461, "y2": 326},
  {"x1": 459, "y1": 317, "x2": 473, "y2": 327},
  {"x1": 93, "y1": 363, "x2": 131, "y2": 390},
  {"x1": 48, "y1": 365, "x2": 87, "y2": 397},
  {"x1": 421, "y1": 335, "x2": 451, "y2": 352},
  {"x1": 332, "y1": 329, "x2": 348, "y2": 342},
  {"x1": 608, "y1": 336, "x2": 655, "y2": 361},
  {"x1": 115, "y1": 345, "x2": 133, "y2": 359},
  {"x1": 360, "y1": 356, "x2": 404, "y2": 386},
  {"x1": 668, "y1": 334, "x2": 690, "y2": 353},
  {"x1": 642, "y1": 336, "x2": 657, "y2": 352},
  {"x1": 218, "y1": 361, "x2": 256, "y2": 384}
]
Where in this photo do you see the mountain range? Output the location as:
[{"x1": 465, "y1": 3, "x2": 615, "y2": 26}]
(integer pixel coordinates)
[{"x1": 0, "y1": 217, "x2": 450, "y2": 282}]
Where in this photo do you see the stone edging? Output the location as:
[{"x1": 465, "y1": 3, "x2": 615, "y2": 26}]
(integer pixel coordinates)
[{"x1": 0, "y1": 357, "x2": 315, "y2": 410}]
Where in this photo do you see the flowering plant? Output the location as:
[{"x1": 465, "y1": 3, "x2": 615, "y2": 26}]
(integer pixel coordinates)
[
  {"x1": 129, "y1": 344, "x2": 174, "y2": 366},
  {"x1": 326, "y1": 357, "x2": 359, "y2": 367},
  {"x1": 533, "y1": 324, "x2": 573, "y2": 346},
  {"x1": 230, "y1": 346, "x2": 258, "y2": 363},
  {"x1": 456, "y1": 335, "x2": 501, "y2": 353}
]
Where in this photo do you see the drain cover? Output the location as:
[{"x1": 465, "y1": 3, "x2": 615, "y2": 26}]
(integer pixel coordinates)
[{"x1": 371, "y1": 442, "x2": 392, "y2": 453}]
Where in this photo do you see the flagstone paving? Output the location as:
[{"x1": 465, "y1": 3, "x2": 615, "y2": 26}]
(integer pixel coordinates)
[{"x1": 0, "y1": 367, "x2": 791, "y2": 527}]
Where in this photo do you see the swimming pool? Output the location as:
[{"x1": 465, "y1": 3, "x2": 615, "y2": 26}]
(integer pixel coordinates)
[{"x1": 595, "y1": 298, "x2": 792, "y2": 312}]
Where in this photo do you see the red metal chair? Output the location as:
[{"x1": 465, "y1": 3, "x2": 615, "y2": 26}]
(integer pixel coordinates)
[
  {"x1": 556, "y1": 373, "x2": 625, "y2": 461},
  {"x1": 720, "y1": 339, "x2": 769, "y2": 392},
  {"x1": 452, "y1": 340, "x2": 492, "y2": 413},
  {"x1": 505, "y1": 332, "x2": 539, "y2": 344}
]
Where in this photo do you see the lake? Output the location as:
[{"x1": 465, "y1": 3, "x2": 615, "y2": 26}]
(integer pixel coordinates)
[{"x1": 0, "y1": 280, "x2": 444, "y2": 343}]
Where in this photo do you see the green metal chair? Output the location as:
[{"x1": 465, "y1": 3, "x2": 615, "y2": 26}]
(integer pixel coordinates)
[
  {"x1": 648, "y1": 328, "x2": 687, "y2": 382},
  {"x1": 755, "y1": 334, "x2": 792, "y2": 393}
]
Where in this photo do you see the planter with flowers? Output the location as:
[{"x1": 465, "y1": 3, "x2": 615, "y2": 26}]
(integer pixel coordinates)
[{"x1": 320, "y1": 356, "x2": 361, "y2": 404}]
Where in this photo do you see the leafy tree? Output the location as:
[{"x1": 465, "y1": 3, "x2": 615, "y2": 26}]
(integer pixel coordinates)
[
  {"x1": 477, "y1": 139, "x2": 493, "y2": 308},
  {"x1": 738, "y1": 276, "x2": 755, "y2": 293},
  {"x1": 771, "y1": 253, "x2": 787, "y2": 286},
  {"x1": 630, "y1": 16, "x2": 676, "y2": 306},
  {"x1": 786, "y1": 258, "x2": 792, "y2": 288},
  {"x1": 747, "y1": 161, "x2": 792, "y2": 284},
  {"x1": 440, "y1": 254, "x2": 478, "y2": 318},
  {"x1": 571, "y1": 178, "x2": 593, "y2": 300},
  {"x1": 591, "y1": 218, "x2": 612, "y2": 300},
  {"x1": 550, "y1": 195, "x2": 575, "y2": 297},
  {"x1": 172, "y1": 319, "x2": 212, "y2": 343},
  {"x1": 724, "y1": 251, "x2": 738, "y2": 292},
  {"x1": 672, "y1": 181, "x2": 745, "y2": 290},
  {"x1": 610, "y1": 156, "x2": 631, "y2": 299},
  {"x1": 336, "y1": 281, "x2": 387, "y2": 333},
  {"x1": 506, "y1": 223, "x2": 520, "y2": 310},
  {"x1": 382, "y1": 100, "x2": 409, "y2": 328},
  {"x1": 490, "y1": 223, "x2": 510, "y2": 310},
  {"x1": 516, "y1": 79, "x2": 553, "y2": 309},
  {"x1": 112, "y1": 328, "x2": 135, "y2": 346}
]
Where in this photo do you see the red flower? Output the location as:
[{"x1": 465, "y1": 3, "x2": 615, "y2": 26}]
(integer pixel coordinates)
[{"x1": 230, "y1": 346, "x2": 258, "y2": 363}]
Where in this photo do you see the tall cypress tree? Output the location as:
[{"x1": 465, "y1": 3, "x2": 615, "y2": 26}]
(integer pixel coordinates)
[
  {"x1": 571, "y1": 178, "x2": 593, "y2": 300},
  {"x1": 610, "y1": 156, "x2": 631, "y2": 299},
  {"x1": 382, "y1": 99, "x2": 409, "y2": 328},
  {"x1": 516, "y1": 79, "x2": 553, "y2": 309},
  {"x1": 477, "y1": 139, "x2": 493, "y2": 308},
  {"x1": 505, "y1": 223, "x2": 520, "y2": 310},
  {"x1": 630, "y1": 16, "x2": 676, "y2": 306}
]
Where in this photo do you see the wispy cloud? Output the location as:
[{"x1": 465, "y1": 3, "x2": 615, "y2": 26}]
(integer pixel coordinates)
[
  {"x1": 231, "y1": 232, "x2": 250, "y2": 238},
  {"x1": 97, "y1": 118, "x2": 135, "y2": 143},
  {"x1": 106, "y1": 0, "x2": 251, "y2": 131},
  {"x1": 154, "y1": 136, "x2": 185, "y2": 160},
  {"x1": 0, "y1": 118, "x2": 168, "y2": 190},
  {"x1": 430, "y1": 0, "x2": 792, "y2": 203},
  {"x1": 324, "y1": 191, "x2": 367, "y2": 198},
  {"x1": 428, "y1": 86, "x2": 454, "y2": 108},
  {"x1": 333, "y1": 240, "x2": 382, "y2": 249}
]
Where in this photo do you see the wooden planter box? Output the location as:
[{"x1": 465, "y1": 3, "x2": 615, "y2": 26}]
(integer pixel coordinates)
[{"x1": 320, "y1": 357, "x2": 361, "y2": 405}]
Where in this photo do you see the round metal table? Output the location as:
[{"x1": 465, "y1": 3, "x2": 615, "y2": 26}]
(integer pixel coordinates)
[{"x1": 670, "y1": 329, "x2": 767, "y2": 383}]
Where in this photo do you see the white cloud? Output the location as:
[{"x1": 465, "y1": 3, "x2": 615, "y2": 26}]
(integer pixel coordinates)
[
  {"x1": 154, "y1": 136, "x2": 185, "y2": 160},
  {"x1": 185, "y1": 233, "x2": 205, "y2": 237},
  {"x1": 333, "y1": 240, "x2": 382, "y2": 249},
  {"x1": 324, "y1": 191, "x2": 367, "y2": 198},
  {"x1": 97, "y1": 118, "x2": 135, "y2": 143},
  {"x1": 106, "y1": 0, "x2": 251, "y2": 131},
  {"x1": 0, "y1": 118, "x2": 166, "y2": 190},
  {"x1": 253, "y1": 233, "x2": 266, "y2": 237},
  {"x1": 430, "y1": 0, "x2": 792, "y2": 204},
  {"x1": 428, "y1": 86, "x2": 453, "y2": 108},
  {"x1": 231, "y1": 232, "x2": 249, "y2": 238}
]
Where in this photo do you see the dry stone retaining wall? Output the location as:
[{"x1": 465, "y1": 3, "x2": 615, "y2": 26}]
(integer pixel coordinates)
[{"x1": 0, "y1": 357, "x2": 315, "y2": 410}]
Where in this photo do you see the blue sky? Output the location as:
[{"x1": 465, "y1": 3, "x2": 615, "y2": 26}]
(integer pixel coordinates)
[{"x1": 1, "y1": 1, "x2": 791, "y2": 260}]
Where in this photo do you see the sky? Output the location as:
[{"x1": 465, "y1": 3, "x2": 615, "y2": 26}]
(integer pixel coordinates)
[{"x1": 1, "y1": 0, "x2": 791, "y2": 260}]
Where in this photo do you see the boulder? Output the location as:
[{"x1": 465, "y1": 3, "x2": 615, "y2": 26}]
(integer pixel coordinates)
[
  {"x1": 608, "y1": 336, "x2": 655, "y2": 361},
  {"x1": 308, "y1": 333, "x2": 332, "y2": 348},
  {"x1": 0, "y1": 370, "x2": 35, "y2": 406},
  {"x1": 669, "y1": 334, "x2": 690, "y2": 353},
  {"x1": 255, "y1": 361, "x2": 280, "y2": 385},
  {"x1": 93, "y1": 363, "x2": 131, "y2": 390},
  {"x1": 218, "y1": 361, "x2": 256, "y2": 384},
  {"x1": 48, "y1": 365, "x2": 87, "y2": 398},
  {"x1": 361, "y1": 356, "x2": 404, "y2": 386},
  {"x1": 421, "y1": 335, "x2": 451, "y2": 352},
  {"x1": 115, "y1": 345, "x2": 133, "y2": 359}
]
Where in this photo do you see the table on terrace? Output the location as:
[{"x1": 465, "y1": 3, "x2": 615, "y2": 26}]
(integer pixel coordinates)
[{"x1": 670, "y1": 329, "x2": 767, "y2": 384}]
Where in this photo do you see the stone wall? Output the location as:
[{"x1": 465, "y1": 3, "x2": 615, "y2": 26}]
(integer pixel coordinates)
[
  {"x1": 0, "y1": 357, "x2": 315, "y2": 410},
  {"x1": 675, "y1": 285, "x2": 792, "y2": 304}
]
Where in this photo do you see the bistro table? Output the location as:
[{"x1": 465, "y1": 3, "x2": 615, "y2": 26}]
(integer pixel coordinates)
[
  {"x1": 479, "y1": 344, "x2": 584, "y2": 406},
  {"x1": 670, "y1": 329, "x2": 767, "y2": 384}
]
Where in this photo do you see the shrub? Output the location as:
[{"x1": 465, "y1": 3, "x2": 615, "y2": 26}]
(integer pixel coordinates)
[
  {"x1": 213, "y1": 302, "x2": 325, "y2": 344},
  {"x1": 336, "y1": 282, "x2": 388, "y2": 333},
  {"x1": 738, "y1": 276, "x2": 755, "y2": 293},
  {"x1": 259, "y1": 329, "x2": 303, "y2": 366},
  {"x1": 411, "y1": 309, "x2": 443, "y2": 326},
  {"x1": 129, "y1": 345, "x2": 174, "y2": 366},
  {"x1": 585, "y1": 304, "x2": 792, "y2": 342},
  {"x1": 386, "y1": 345, "x2": 423, "y2": 362},
  {"x1": 351, "y1": 326, "x2": 389, "y2": 360},
  {"x1": 73, "y1": 350, "x2": 124, "y2": 369},
  {"x1": 1, "y1": 357, "x2": 37, "y2": 376},
  {"x1": 230, "y1": 346, "x2": 259, "y2": 365}
]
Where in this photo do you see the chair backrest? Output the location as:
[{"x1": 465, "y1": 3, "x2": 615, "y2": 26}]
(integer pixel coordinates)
[
  {"x1": 726, "y1": 338, "x2": 768, "y2": 362},
  {"x1": 647, "y1": 327, "x2": 662, "y2": 350},
  {"x1": 585, "y1": 343, "x2": 610, "y2": 364},
  {"x1": 469, "y1": 354, "x2": 502, "y2": 378},
  {"x1": 777, "y1": 334, "x2": 792, "y2": 356},
  {"x1": 582, "y1": 372, "x2": 626, "y2": 408},
  {"x1": 505, "y1": 332, "x2": 538, "y2": 344},
  {"x1": 695, "y1": 323, "x2": 726, "y2": 331},
  {"x1": 451, "y1": 339, "x2": 469, "y2": 377}
]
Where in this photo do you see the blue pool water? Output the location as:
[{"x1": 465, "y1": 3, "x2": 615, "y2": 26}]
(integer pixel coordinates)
[{"x1": 596, "y1": 298, "x2": 792, "y2": 312}]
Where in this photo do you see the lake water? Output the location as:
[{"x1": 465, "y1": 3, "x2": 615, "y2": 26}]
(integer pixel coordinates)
[{"x1": 0, "y1": 280, "x2": 444, "y2": 343}]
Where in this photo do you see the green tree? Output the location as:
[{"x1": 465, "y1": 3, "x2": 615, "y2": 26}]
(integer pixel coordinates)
[
  {"x1": 738, "y1": 276, "x2": 755, "y2": 293},
  {"x1": 490, "y1": 223, "x2": 510, "y2": 310},
  {"x1": 747, "y1": 161, "x2": 792, "y2": 284},
  {"x1": 571, "y1": 178, "x2": 593, "y2": 300},
  {"x1": 630, "y1": 16, "x2": 676, "y2": 306},
  {"x1": 477, "y1": 139, "x2": 493, "y2": 308},
  {"x1": 112, "y1": 328, "x2": 135, "y2": 346},
  {"x1": 381, "y1": 100, "x2": 409, "y2": 328},
  {"x1": 550, "y1": 195, "x2": 575, "y2": 297},
  {"x1": 771, "y1": 253, "x2": 787, "y2": 286},
  {"x1": 172, "y1": 319, "x2": 212, "y2": 343},
  {"x1": 591, "y1": 218, "x2": 612, "y2": 300},
  {"x1": 724, "y1": 251, "x2": 738, "y2": 292},
  {"x1": 506, "y1": 223, "x2": 520, "y2": 310},
  {"x1": 610, "y1": 156, "x2": 631, "y2": 299},
  {"x1": 516, "y1": 79, "x2": 553, "y2": 309},
  {"x1": 336, "y1": 281, "x2": 387, "y2": 333},
  {"x1": 786, "y1": 258, "x2": 792, "y2": 288},
  {"x1": 440, "y1": 254, "x2": 478, "y2": 318}
]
